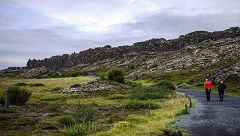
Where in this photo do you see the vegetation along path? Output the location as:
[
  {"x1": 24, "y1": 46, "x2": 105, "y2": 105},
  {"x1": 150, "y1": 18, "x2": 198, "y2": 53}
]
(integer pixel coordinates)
[{"x1": 175, "y1": 89, "x2": 240, "y2": 136}]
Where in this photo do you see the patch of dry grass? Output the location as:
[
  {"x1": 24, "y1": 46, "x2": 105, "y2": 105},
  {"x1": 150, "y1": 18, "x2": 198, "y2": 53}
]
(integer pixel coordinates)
[{"x1": 95, "y1": 95, "x2": 188, "y2": 136}]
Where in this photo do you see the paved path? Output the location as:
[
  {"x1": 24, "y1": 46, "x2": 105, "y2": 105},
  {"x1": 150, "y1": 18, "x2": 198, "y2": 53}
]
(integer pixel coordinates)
[{"x1": 175, "y1": 89, "x2": 240, "y2": 136}]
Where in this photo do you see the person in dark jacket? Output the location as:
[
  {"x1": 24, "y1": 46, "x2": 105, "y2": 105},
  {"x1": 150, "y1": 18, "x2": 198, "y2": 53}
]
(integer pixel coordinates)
[{"x1": 218, "y1": 81, "x2": 226, "y2": 101}]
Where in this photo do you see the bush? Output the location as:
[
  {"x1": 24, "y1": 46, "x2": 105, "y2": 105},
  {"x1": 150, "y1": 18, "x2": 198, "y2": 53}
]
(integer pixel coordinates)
[
  {"x1": 121, "y1": 100, "x2": 159, "y2": 110},
  {"x1": 155, "y1": 80, "x2": 176, "y2": 90},
  {"x1": 187, "y1": 78, "x2": 195, "y2": 84},
  {"x1": 68, "y1": 70, "x2": 89, "y2": 77},
  {"x1": 29, "y1": 83, "x2": 45, "y2": 87},
  {"x1": 48, "y1": 70, "x2": 62, "y2": 78},
  {"x1": 66, "y1": 103, "x2": 108, "y2": 136},
  {"x1": 71, "y1": 104, "x2": 98, "y2": 124},
  {"x1": 99, "y1": 72, "x2": 107, "y2": 80},
  {"x1": 195, "y1": 83, "x2": 203, "y2": 87},
  {"x1": 66, "y1": 123, "x2": 89, "y2": 136},
  {"x1": 48, "y1": 70, "x2": 90, "y2": 78},
  {"x1": 107, "y1": 69, "x2": 125, "y2": 83},
  {"x1": 129, "y1": 85, "x2": 175, "y2": 100},
  {"x1": 5, "y1": 86, "x2": 31, "y2": 105},
  {"x1": 58, "y1": 116, "x2": 74, "y2": 127},
  {"x1": 14, "y1": 82, "x2": 28, "y2": 86}
]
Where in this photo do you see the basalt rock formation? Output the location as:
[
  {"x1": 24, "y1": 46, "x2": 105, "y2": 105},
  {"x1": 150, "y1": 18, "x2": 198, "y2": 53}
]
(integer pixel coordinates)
[
  {"x1": 27, "y1": 27, "x2": 240, "y2": 69},
  {"x1": 25, "y1": 27, "x2": 240, "y2": 80}
]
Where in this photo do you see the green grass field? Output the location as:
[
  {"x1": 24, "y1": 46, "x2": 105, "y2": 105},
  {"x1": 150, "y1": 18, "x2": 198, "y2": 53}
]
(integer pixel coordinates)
[{"x1": 0, "y1": 76, "x2": 188, "y2": 136}]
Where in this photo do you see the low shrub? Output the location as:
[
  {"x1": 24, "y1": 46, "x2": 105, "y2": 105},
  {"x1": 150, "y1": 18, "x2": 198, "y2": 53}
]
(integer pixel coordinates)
[
  {"x1": 66, "y1": 123, "x2": 106, "y2": 136},
  {"x1": 5, "y1": 86, "x2": 31, "y2": 105},
  {"x1": 121, "y1": 100, "x2": 159, "y2": 110},
  {"x1": 71, "y1": 104, "x2": 98, "y2": 124},
  {"x1": 58, "y1": 116, "x2": 74, "y2": 127},
  {"x1": 100, "y1": 72, "x2": 107, "y2": 80},
  {"x1": 48, "y1": 70, "x2": 63, "y2": 78},
  {"x1": 129, "y1": 85, "x2": 175, "y2": 100},
  {"x1": 48, "y1": 70, "x2": 89, "y2": 78},
  {"x1": 67, "y1": 70, "x2": 89, "y2": 77},
  {"x1": 107, "y1": 94, "x2": 127, "y2": 100},
  {"x1": 155, "y1": 80, "x2": 176, "y2": 90},
  {"x1": 29, "y1": 83, "x2": 45, "y2": 87},
  {"x1": 66, "y1": 123, "x2": 89, "y2": 136},
  {"x1": 14, "y1": 82, "x2": 28, "y2": 86},
  {"x1": 40, "y1": 94, "x2": 71, "y2": 101},
  {"x1": 187, "y1": 78, "x2": 195, "y2": 84},
  {"x1": 107, "y1": 69, "x2": 125, "y2": 83},
  {"x1": 177, "y1": 83, "x2": 192, "y2": 89},
  {"x1": 195, "y1": 83, "x2": 203, "y2": 87}
]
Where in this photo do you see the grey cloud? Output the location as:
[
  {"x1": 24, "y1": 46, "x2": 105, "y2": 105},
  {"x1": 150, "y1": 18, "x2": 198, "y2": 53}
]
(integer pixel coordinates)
[
  {"x1": 1, "y1": 0, "x2": 240, "y2": 69},
  {"x1": 113, "y1": 12, "x2": 240, "y2": 40},
  {"x1": 0, "y1": 0, "x2": 60, "y2": 29},
  {"x1": 0, "y1": 28, "x2": 101, "y2": 69}
]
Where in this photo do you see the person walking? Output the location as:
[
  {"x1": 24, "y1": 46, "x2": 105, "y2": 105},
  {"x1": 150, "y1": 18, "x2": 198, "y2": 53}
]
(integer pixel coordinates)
[
  {"x1": 204, "y1": 79, "x2": 212, "y2": 101},
  {"x1": 218, "y1": 81, "x2": 226, "y2": 101}
]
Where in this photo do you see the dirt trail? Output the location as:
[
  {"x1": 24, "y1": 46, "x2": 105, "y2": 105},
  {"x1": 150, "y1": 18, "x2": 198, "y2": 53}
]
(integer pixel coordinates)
[{"x1": 175, "y1": 89, "x2": 240, "y2": 136}]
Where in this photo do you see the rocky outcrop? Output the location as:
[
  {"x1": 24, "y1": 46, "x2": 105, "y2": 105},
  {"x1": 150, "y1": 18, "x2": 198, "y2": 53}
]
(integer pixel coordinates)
[
  {"x1": 208, "y1": 62, "x2": 240, "y2": 82},
  {"x1": 23, "y1": 27, "x2": 240, "y2": 81},
  {"x1": 27, "y1": 27, "x2": 240, "y2": 70},
  {"x1": 60, "y1": 80, "x2": 130, "y2": 94},
  {"x1": 23, "y1": 66, "x2": 49, "y2": 79}
]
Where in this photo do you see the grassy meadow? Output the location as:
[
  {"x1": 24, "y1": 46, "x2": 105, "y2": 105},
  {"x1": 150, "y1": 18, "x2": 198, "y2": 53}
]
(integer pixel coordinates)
[{"x1": 0, "y1": 76, "x2": 188, "y2": 136}]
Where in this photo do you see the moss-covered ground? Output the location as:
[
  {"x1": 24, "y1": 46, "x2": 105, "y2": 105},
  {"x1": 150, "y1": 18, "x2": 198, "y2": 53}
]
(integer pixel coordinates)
[{"x1": 0, "y1": 76, "x2": 188, "y2": 136}]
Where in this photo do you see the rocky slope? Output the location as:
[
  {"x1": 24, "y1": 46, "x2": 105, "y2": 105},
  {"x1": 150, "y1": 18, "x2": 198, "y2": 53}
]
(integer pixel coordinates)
[{"x1": 23, "y1": 27, "x2": 240, "y2": 80}]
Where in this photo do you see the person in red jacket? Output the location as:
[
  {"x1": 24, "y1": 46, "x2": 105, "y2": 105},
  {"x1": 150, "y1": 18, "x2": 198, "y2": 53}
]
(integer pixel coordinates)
[{"x1": 204, "y1": 79, "x2": 212, "y2": 101}]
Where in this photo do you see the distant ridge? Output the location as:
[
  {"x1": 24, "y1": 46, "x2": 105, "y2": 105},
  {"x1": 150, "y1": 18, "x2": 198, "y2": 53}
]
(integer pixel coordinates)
[{"x1": 27, "y1": 27, "x2": 240, "y2": 70}]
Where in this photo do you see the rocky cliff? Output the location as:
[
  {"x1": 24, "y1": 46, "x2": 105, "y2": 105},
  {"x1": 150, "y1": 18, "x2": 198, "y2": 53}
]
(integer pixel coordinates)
[
  {"x1": 27, "y1": 27, "x2": 240, "y2": 70},
  {"x1": 25, "y1": 27, "x2": 240, "y2": 81}
]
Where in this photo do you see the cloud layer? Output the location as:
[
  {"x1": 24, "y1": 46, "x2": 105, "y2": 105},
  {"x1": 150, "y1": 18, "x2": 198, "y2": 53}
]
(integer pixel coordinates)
[{"x1": 0, "y1": 0, "x2": 240, "y2": 69}]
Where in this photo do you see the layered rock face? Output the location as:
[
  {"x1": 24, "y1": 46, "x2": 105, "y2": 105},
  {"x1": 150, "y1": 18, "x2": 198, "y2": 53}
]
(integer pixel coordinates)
[
  {"x1": 23, "y1": 27, "x2": 240, "y2": 80},
  {"x1": 208, "y1": 62, "x2": 240, "y2": 82},
  {"x1": 27, "y1": 27, "x2": 240, "y2": 70},
  {"x1": 23, "y1": 66, "x2": 49, "y2": 79}
]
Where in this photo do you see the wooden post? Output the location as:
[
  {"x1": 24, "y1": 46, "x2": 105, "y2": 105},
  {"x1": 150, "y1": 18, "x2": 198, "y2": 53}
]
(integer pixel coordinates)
[
  {"x1": 185, "y1": 94, "x2": 192, "y2": 108},
  {"x1": 185, "y1": 104, "x2": 188, "y2": 114},
  {"x1": 5, "y1": 89, "x2": 10, "y2": 107},
  {"x1": 189, "y1": 97, "x2": 192, "y2": 108}
]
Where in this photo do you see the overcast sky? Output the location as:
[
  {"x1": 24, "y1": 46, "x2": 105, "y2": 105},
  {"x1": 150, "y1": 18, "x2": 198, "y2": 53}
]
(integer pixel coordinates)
[{"x1": 0, "y1": 0, "x2": 240, "y2": 69}]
